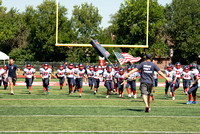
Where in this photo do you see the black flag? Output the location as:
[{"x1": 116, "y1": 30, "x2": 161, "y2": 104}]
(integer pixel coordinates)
[{"x1": 90, "y1": 39, "x2": 110, "y2": 59}]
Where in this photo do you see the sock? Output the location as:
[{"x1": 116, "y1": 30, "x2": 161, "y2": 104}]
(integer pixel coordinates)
[
  {"x1": 194, "y1": 96, "x2": 197, "y2": 101},
  {"x1": 189, "y1": 94, "x2": 192, "y2": 101},
  {"x1": 60, "y1": 86, "x2": 62, "y2": 90},
  {"x1": 79, "y1": 88, "x2": 82, "y2": 94},
  {"x1": 29, "y1": 86, "x2": 31, "y2": 92},
  {"x1": 172, "y1": 92, "x2": 175, "y2": 97},
  {"x1": 165, "y1": 91, "x2": 167, "y2": 95},
  {"x1": 107, "y1": 91, "x2": 109, "y2": 95},
  {"x1": 70, "y1": 86, "x2": 73, "y2": 92},
  {"x1": 43, "y1": 87, "x2": 46, "y2": 91},
  {"x1": 151, "y1": 94, "x2": 154, "y2": 99},
  {"x1": 133, "y1": 90, "x2": 136, "y2": 95},
  {"x1": 186, "y1": 88, "x2": 188, "y2": 93},
  {"x1": 91, "y1": 85, "x2": 93, "y2": 90},
  {"x1": 46, "y1": 87, "x2": 49, "y2": 92},
  {"x1": 11, "y1": 90, "x2": 14, "y2": 94},
  {"x1": 131, "y1": 90, "x2": 133, "y2": 93},
  {"x1": 173, "y1": 87, "x2": 177, "y2": 92},
  {"x1": 126, "y1": 88, "x2": 130, "y2": 94},
  {"x1": 94, "y1": 88, "x2": 97, "y2": 91}
]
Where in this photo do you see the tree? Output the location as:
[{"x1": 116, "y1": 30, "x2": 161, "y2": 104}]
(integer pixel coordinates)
[
  {"x1": 23, "y1": 0, "x2": 72, "y2": 61},
  {"x1": 69, "y1": 2, "x2": 103, "y2": 63},
  {"x1": 165, "y1": 0, "x2": 200, "y2": 64},
  {"x1": 110, "y1": 0, "x2": 168, "y2": 58}
]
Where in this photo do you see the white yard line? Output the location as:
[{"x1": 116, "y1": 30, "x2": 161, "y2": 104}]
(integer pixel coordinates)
[
  {"x1": 0, "y1": 105, "x2": 199, "y2": 108},
  {"x1": 0, "y1": 115, "x2": 200, "y2": 118},
  {"x1": 0, "y1": 131, "x2": 199, "y2": 133}
]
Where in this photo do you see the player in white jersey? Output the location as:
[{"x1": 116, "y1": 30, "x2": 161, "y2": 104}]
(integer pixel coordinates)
[
  {"x1": 115, "y1": 68, "x2": 126, "y2": 98},
  {"x1": 40, "y1": 63, "x2": 52, "y2": 95},
  {"x1": 182, "y1": 65, "x2": 191, "y2": 95},
  {"x1": 153, "y1": 71, "x2": 158, "y2": 93},
  {"x1": 0, "y1": 67, "x2": 6, "y2": 87},
  {"x1": 103, "y1": 65, "x2": 115, "y2": 98},
  {"x1": 186, "y1": 63, "x2": 199, "y2": 104},
  {"x1": 23, "y1": 63, "x2": 36, "y2": 94},
  {"x1": 171, "y1": 62, "x2": 183, "y2": 100},
  {"x1": 57, "y1": 65, "x2": 66, "y2": 90},
  {"x1": 65, "y1": 63, "x2": 75, "y2": 95},
  {"x1": 87, "y1": 65, "x2": 94, "y2": 90},
  {"x1": 164, "y1": 64, "x2": 176, "y2": 99},
  {"x1": 125, "y1": 66, "x2": 140, "y2": 98},
  {"x1": 74, "y1": 63, "x2": 86, "y2": 97},
  {"x1": 92, "y1": 65, "x2": 103, "y2": 94}
]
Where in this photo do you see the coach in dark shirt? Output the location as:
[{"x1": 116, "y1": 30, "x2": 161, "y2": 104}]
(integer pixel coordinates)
[
  {"x1": 125, "y1": 53, "x2": 171, "y2": 112},
  {"x1": 7, "y1": 58, "x2": 20, "y2": 95}
]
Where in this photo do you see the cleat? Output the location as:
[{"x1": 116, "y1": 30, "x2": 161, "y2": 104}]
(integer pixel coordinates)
[
  {"x1": 134, "y1": 94, "x2": 137, "y2": 99},
  {"x1": 79, "y1": 94, "x2": 82, "y2": 97},
  {"x1": 152, "y1": 98, "x2": 154, "y2": 101},
  {"x1": 186, "y1": 101, "x2": 192, "y2": 104},
  {"x1": 153, "y1": 90, "x2": 155, "y2": 93},
  {"x1": 11, "y1": 93, "x2": 14, "y2": 95},
  {"x1": 164, "y1": 94, "x2": 167, "y2": 99},
  {"x1": 131, "y1": 93, "x2": 133, "y2": 97},
  {"x1": 128, "y1": 94, "x2": 131, "y2": 98},
  {"x1": 172, "y1": 97, "x2": 175, "y2": 100},
  {"x1": 94, "y1": 91, "x2": 96, "y2": 95},
  {"x1": 74, "y1": 90, "x2": 76, "y2": 93},
  {"x1": 149, "y1": 108, "x2": 151, "y2": 111},
  {"x1": 192, "y1": 101, "x2": 197, "y2": 104},
  {"x1": 119, "y1": 94, "x2": 122, "y2": 98},
  {"x1": 185, "y1": 92, "x2": 188, "y2": 95},
  {"x1": 46, "y1": 91, "x2": 49, "y2": 95},
  {"x1": 145, "y1": 106, "x2": 150, "y2": 113},
  {"x1": 29, "y1": 92, "x2": 31, "y2": 94},
  {"x1": 106, "y1": 95, "x2": 109, "y2": 98}
]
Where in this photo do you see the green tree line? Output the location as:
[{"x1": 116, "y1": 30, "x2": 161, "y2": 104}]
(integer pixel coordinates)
[{"x1": 0, "y1": 0, "x2": 199, "y2": 64}]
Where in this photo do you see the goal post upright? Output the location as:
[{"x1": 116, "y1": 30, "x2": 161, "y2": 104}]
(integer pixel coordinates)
[{"x1": 55, "y1": 0, "x2": 149, "y2": 48}]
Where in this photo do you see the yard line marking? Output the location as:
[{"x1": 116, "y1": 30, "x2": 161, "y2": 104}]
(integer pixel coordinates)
[
  {"x1": 1, "y1": 115, "x2": 200, "y2": 118},
  {"x1": 0, "y1": 105, "x2": 199, "y2": 108},
  {"x1": 0, "y1": 98, "x2": 188, "y2": 101},
  {"x1": 0, "y1": 131, "x2": 199, "y2": 133}
]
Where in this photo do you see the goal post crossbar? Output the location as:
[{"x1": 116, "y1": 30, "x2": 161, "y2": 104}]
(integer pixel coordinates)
[{"x1": 55, "y1": 0, "x2": 149, "y2": 48}]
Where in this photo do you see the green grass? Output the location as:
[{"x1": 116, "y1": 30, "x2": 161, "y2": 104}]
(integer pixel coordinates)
[{"x1": 0, "y1": 83, "x2": 200, "y2": 133}]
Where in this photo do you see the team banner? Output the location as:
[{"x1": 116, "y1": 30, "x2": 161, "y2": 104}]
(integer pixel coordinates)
[{"x1": 90, "y1": 39, "x2": 110, "y2": 59}]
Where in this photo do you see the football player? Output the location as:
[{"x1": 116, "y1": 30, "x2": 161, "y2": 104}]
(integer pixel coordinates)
[
  {"x1": 31, "y1": 64, "x2": 36, "y2": 85},
  {"x1": 74, "y1": 63, "x2": 86, "y2": 97},
  {"x1": 65, "y1": 63, "x2": 75, "y2": 95},
  {"x1": 153, "y1": 71, "x2": 158, "y2": 93},
  {"x1": 92, "y1": 65, "x2": 103, "y2": 94},
  {"x1": 0, "y1": 66, "x2": 6, "y2": 88},
  {"x1": 115, "y1": 68, "x2": 126, "y2": 98},
  {"x1": 182, "y1": 65, "x2": 191, "y2": 95},
  {"x1": 164, "y1": 64, "x2": 176, "y2": 99},
  {"x1": 172, "y1": 62, "x2": 183, "y2": 100},
  {"x1": 113, "y1": 64, "x2": 120, "y2": 93},
  {"x1": 40, "y1": 63, "x2": 52, "y2": 95},
  {"x1": 103, "y1": 65, "x2": 115, "y2": 98},
  {"x1": 2, "y1": 65, "x2": 8, "y2": 90},
  {"x1": 126, "y1": 66, "x2": 140, "y2": 98},
  {"x1": 23, "y1": 63, "x2": 36, "y2": 94},
  {"x1": 186, "y1": 63, "x2": 199, "y2": 104},
  {"x1": 87, "y1": 65, "x2": 94, "y2": 90},
  {"x1": 57, "y1": 65, "x2": 66, "y2": 90}
]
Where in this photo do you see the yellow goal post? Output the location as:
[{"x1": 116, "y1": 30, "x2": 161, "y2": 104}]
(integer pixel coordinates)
[{"x1": 55, "y1": 0, "x2": 149, "y2": 48}]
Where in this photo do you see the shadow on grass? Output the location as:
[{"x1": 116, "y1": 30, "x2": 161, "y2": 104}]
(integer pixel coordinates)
[{"x1": 124, "y1": 108, "x2": 144, "y2": 112}]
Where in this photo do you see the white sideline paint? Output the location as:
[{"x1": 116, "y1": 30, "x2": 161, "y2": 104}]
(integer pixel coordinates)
[
  {"x1": 0, "y1": 105, "x2": 200, "y2": 108},
  {"x1": 1, "y1": 115, "x2": 200, "y2": 118},
  {"x1": 15, "y1": 81, "x2": 183, "y2": 87},
  {"x1": 0, "y1": 131, "x2": 199, "y2": 133}
]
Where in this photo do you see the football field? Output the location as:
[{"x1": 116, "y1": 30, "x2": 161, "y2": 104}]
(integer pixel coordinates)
[{"x1": 0, "y1": 80, "x2": 200, "y2": 133}]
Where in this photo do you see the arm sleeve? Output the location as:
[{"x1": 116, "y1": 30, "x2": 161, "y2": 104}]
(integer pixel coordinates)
[{"x1": 136, "y1": 63, "x2": 143, "y2": 70}]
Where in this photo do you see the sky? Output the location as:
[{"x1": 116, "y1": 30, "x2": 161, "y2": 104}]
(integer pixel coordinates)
[{"x1": 2, "y1": 0, "x2": 172, "y2": 28}]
